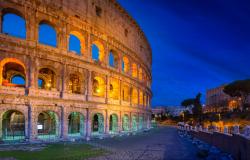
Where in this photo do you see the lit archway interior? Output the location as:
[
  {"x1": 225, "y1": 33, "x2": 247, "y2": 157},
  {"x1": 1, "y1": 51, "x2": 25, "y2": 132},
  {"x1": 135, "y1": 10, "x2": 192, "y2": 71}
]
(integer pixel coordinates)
[
  {"x1": 92, "y1": 113, "x2": 104, "y2": 135},
  {"x1": 122, "y1": 56, "x2": 130, "y2": 73},
  {"x1": 122, "y1": 114, "x2": 129, "y2": 132},
  {"x1": 138, "y1": 116, "x2": 143, "y2": 130},
  {"x1": 109, "y1": 78, "x2": 119, "y2": 99},
  {"x1": 68, "y1": 74, "x2": 81, "y2": 94},
  {"x1": 68, "y1": 112, "x2": 84, "y2": 137},
  {"x1": 93, "y1": 76, "x2": 105, "y2": 97},
  {"x1": 132, "y1": 115, "x2": 137, "y2": 131},
  {"x1": 38, "y1": 68, "x2": 56, "y2": 90},
  {"x1": 37, "y1": 111, "x2": 59, "y2": 139},
  {"x1": 122, "y1": 84, "x2": 130, "y2": 102},
  {"x1": 132, "y1": 63, "x2": 138, "y2": 78},
  {"x1": 1, "y1": 110, "x2": 25, "y2": 141},
  {"x1": 109, "y1": 114, "x2": 118, "y2": 133},
  {"x1": 1, "y1": 61, "x2": 26, "y2": 87},
  {"x1": 132, "y1": 87, "x2": 138, "y2": 105}
]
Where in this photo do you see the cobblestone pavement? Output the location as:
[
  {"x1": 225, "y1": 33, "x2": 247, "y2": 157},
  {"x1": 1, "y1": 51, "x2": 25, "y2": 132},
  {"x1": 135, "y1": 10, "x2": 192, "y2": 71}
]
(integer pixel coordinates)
[{"x1": 87, "y1": 127, "x2": 199, "y2": 160}]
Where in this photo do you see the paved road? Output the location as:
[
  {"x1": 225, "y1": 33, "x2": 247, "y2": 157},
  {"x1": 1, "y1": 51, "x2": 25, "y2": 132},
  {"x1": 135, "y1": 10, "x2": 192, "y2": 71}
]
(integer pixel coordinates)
[{"x1": 88, "y1": 127, "x2": 199, "y2": 160}]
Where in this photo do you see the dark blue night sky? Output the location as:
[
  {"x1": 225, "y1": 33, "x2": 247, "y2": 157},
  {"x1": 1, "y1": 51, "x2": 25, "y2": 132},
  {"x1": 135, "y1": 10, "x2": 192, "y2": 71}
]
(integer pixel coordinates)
[{"x1": 117, "y1": 0, "x2": 250, "y2": 107}]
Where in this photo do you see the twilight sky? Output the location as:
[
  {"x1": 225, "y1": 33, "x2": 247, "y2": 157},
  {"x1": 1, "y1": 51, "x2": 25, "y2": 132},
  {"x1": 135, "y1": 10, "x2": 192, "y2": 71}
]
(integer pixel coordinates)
[{"x1": 117, "y1": 0, "x2": 250, "y2": 107}]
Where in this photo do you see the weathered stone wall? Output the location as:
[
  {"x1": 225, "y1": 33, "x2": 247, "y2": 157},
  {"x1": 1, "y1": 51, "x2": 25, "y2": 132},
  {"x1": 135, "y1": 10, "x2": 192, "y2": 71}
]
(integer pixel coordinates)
[
  {"x1": 190, "y1": 131, "x2": 250, "y2": 160},
  {"x1": 0, "y1": 0, "x2": 152, "y2": 141}
]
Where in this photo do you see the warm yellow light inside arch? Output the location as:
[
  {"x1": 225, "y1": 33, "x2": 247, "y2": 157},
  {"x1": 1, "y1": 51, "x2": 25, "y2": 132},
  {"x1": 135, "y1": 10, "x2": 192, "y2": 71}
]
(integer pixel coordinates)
[
  {"x1": 132, "y1": 63, "x2": 138, "y2": 78},
  {"x1": 132, "y1": 87, "x2": 138, "y2": 105},
  {"x1": 122, "y1": 56, "x2": 130, "y2": 73},
  {"x1": 109, "y1": 78, "x2": 119, "y2": 99},
  {"x1": 93, "y1": 76, "x2": 105, "y2": 97},
  {"x1": 0, "y1": 58, "x2": 26, "y2": 85}
]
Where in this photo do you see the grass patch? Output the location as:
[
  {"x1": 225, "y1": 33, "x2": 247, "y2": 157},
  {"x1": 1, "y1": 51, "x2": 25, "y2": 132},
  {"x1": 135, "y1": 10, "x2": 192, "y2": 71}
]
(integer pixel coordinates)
[{"x1": 0, "y1": 143, "x2": 106, "y2": 160}]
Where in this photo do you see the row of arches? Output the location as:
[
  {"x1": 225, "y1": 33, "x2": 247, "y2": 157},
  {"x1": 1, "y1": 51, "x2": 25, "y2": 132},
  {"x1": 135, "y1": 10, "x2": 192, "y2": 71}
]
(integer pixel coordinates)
[
  {"x1": 1, "y1": 10, "x2": 151, "y2": 84},
  {"x1": 0, "y1": 58, "x2": 150, "y2": 106},
  {"x1": 1, "y1": 109, "x2": 147, "y2": 141}
]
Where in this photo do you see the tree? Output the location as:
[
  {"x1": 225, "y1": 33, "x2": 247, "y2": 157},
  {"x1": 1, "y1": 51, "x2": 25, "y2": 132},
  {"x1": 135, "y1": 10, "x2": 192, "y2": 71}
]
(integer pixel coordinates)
[
  {"x1": 223, "y1": 79, "x2": 250, "y2": 110},
  {"x1": 181, "y1": 93, "x2": 203, "y2": 123}
]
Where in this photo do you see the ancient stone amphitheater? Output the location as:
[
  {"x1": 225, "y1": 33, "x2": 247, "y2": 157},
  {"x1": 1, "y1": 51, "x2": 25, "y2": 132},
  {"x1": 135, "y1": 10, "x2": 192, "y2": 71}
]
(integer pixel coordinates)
[{"x1": 0, "y1": 0, "x2": 152, "y2": 142}]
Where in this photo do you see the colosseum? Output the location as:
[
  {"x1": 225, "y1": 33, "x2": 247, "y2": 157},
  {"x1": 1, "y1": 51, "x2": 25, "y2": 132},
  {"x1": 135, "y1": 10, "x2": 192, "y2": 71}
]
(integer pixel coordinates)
[{"x1": 0, "y1": 0, "x2": 152, "y2": 141}]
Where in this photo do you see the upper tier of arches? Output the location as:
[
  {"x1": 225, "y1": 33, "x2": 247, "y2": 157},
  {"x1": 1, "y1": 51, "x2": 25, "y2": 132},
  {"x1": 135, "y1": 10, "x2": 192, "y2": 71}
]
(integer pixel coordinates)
[{"x1": 0, "y1": 9, "x2": 151, "y2": 87}]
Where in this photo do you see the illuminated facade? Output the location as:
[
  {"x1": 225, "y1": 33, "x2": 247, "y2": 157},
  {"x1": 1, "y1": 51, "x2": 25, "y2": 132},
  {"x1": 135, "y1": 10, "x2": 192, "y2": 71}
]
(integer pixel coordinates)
[{"x1": 0, "y1": 0, "x2": 152, "y2": 141}]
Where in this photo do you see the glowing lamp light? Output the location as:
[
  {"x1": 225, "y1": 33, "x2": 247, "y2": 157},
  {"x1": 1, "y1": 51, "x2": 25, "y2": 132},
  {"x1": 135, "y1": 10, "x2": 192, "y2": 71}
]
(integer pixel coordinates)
[{"x1": 46, "y1": 83, "x2": 51, "y2": 88}]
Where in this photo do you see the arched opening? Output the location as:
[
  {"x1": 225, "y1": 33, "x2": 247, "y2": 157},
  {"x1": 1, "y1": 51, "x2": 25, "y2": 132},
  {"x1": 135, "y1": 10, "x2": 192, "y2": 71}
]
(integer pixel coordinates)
[
  {"x1": 109, "y1": 51, "x2": 118, "y2": 68},
  {"x1": 139, "y1": 68, "x2": 143, "y2": 81},
  {"x1": 93, "y1": 76, "x2": 105, "y2": 97},
  {"x1": 2, "y1": 12, "x2": 26, "y2": 39},
  {"x1": 139, "y1": 90, "x2": 144, "y2": 105},
  {"x1": 37, "y1": 111, "x2": 59, "y2": 139},
  {"x1": 39, "y1": 22, "x2": 57, "y2": 47},
  {"x1": 132, "y1": 87, "x2": 138, "y2": 105},
  {"x1": 91, "y1": 42, "x2": 104, "y2": 62},
  {"x1": 132, "y1": 115, "x2": 137, "y2": 131},
  {"x1": 1, "y1": 60, "x2": 26, "y2": 87},
  {"x1": 69, "y1": 34, "x2": 81, "y2": 55},
  {"x1": 122, "y1": 84, "x2": 130, "y2": 102},
  {"x1": 68, "y1": 74, "x2": 81, "y2": 94},
  {"x1": 122, "y1": 114, "x2": 129, "y2": 132},
  {"x1": 68, "y1": 112, "x2": 84, "y2": 137},
  {"x1": 1, "y1": 110, "x2": 25, "y2": 141},
  {"x1": 109, "y1": 78, "x2": 119, "y2": 99},
  {"x1": 122, "y1": 56, "x2": 130, "y2": 73},
  {"x1": 92, "y1": 113, "x2": 104, "y2": 135},
  {"x1": 38, "y1": 68, "x2": 56, "y2": 90},
  {"x1": 109, "y1": 114, "x2": 118, "y2": 134},
  {"x1": 132, "y1": 63, "x2": 138, "y2": 78},
  {"x1": 138, "y1": 116, "x2": 143, "y2": 130}
]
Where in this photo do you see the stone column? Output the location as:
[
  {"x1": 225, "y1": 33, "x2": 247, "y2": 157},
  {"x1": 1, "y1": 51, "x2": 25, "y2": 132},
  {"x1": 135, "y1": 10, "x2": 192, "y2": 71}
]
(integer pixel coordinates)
[
  {"x1": 86, "y1": 33, "x2": 92, "y2": 61},
  {"x1": 119, "y1": 80, "x2": 122, "y2": 104},
  {"x1": 25, "y1": 8, "x2": 36, "y2": 42},
  {"x1": 105, "y1": 110, "x2": 109, "y2": 134},
  {"x1": 129, "y1": 112, "x2": 132, "y2": 132},
  {"x1": 118, "y1": 111, "x2": 122, "y2": 132},
  {"x1": 86, "y1": 70, "x2": 92, "y2": 101},
  {"x1": 61, "y1": 106, "x2": 68, "y2": 139},
  {"x1": 105, "y1": 76, "x2": 109, "y2": 103},
  {"x1": 61, "y1": 64, "x2": 67, "y2": 97},
  {"x1": 29, "y1": 105, "x2": 38, "y2": 141},
  {"x1": 85, "y1": 108, "x2": 91, "y2": 140}
]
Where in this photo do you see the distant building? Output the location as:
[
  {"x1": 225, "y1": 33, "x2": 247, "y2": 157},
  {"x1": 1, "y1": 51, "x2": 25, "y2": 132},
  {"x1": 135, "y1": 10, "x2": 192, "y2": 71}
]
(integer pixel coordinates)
[
  {"x1": 165, "y1": 106, "x2": 191, "y2": 117},
  {"x1": 152, "y1": 106, "x2": 167, "y2": 115},
  {"x1": 205, "y1": 85, "x2": 250, "y2": 113}
]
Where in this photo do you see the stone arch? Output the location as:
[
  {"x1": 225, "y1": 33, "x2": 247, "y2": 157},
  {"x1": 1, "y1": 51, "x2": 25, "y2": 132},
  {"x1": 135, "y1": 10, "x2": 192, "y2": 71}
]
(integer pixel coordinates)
[
  {"x1": 38, "y1": 20, "x2": 57, "y2": 47},
  {"x1": 122, "y1": 114, "x2": 130, "y2": 132},
  {"x1": 0, "y1": 105, "x2": 28, "y2": 141},
  {"x1": 68, "y1": 112, "x2": 85, "y2": 137},
  {"x1": 131, "y1": 87, "x2": 138, "y2": 105},
  {"x1": 122, "y1": 56, "x2": 130, "y2": 73},
  {"x1": 139, "y1": 90, "x2": 144, "y2": 105},
  {"x1": 93, "y1": 75, "x2": 105, "y2": 97},
  {"x1": 67, "y1": 72, "x2": 84, "y2": 94},
  {"x1": 68, "y1": 31, "x2": 85, "y2": 55},
  {"x1": 131, "y1": 114, "x2": 138, "y2": 131},
  {"x1": 109, "y1": 113, "x2": 118, "y2": 133},
  {"x1": 38, "y1": 66, "x2": 58, "y2": 90},
  {"x1": 91, "y1": 112, "x2": 104, "y2": 135},
  {"x1": 91, "y1": 41, "x2": 105, "y2": 62},
  {"x1": 1, "y1": 8, "x2": 26, "y2": 39},
  {"x1": 132, "y1": 63, "x2": 138, "y2": 78},
  {"x1": 109, "y1": 78, "x2": 119, "y2": 100},
  {"x1": 37, "y1": 110, "x2": 60, "y2": 140},
  {"x1": 109, "y1": 50, "x2": 119, "y2": 68},
  {"x1": 122, "y1": 83, "x2": 130, "y2": 102},
  {"x1": 138, "y1": 115, "x2": 144, "y2": 130},
  {"x1": 0, "y1": 58, "x2": 26, "y2": 87}
]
